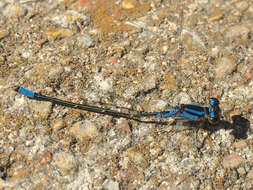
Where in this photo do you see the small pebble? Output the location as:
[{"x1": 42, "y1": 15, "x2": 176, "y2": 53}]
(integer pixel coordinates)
[
  {"x1": 247, "y1": 169, "x2": 253, "y2": 178},
  {"x1": 40, "y1": 150, "x2": 53, "y2": 164},
  {"x1": 244, "y1": 69, "x2": 253, "y2": 80},
  {"x1": 125, "y1": 147, "x2": 148, "y2": 168},
  {"x1": 182, "y1": 29, "x2": 205, "y2": 50},
  {"x1": 52, "y1": 152, "x2": 77, "y2": 175},
  {"x1": 45, "y1": 27, "x2": 74, "y2": 41},
  {"x1": 235, "y1": 1, "x2": 249, "y2": 12},
  {"x1": 0, "y1": 29, "x2": 9, "y2": 39},
  {"x1": 72, "y1": 0, "x2": 91, "y2": 9},
  {"x1": 116, "y1": 118, "x2": 131, "y2": 133},
  {"x1": 104, "y1": 180, "x2": 119, "y2": 190},
  {"x1": 77, "y1": 34, "x2": 94, "y2": 49},
  {"x1": 69, "y1": 120, "x2": 99, "y2": 141},
  {"x1": 225, "y1": 25, "x2": 250, "y2": 40},
  {"x1": 94, "y1": 74, "x2": 113, "y2": 92},
  {"x1": 173, "y1": 92, "x2": 191, "y2": 105},
  {"x1": 116, "y1": 170, "x2": 129, "y2": 181},
  {"x1": 160, "y1": 73, "x2": 177, "y2": 91},
  {"x1": 107, "y1": 57, "x2": 118, "y2": 64},
  {"x1": 222, "y1": 153, "x2": 244, "y2": 168},
  {"x1": 160, "y1": 44, "x2": 169, "y2": 54},
  {"x1": 32, "y1": 101, "x2": 52, "y2": 118},
  {"x1": 208, "y1": 12, "x2": 223, "y2": 22},
  {"x1": 0, "y1": 1, "x2": 6, "y2": 9},
  {"x1": 149, "y1": 99, "x2": 167, "y2": 112},
  {"x1": 233, "y1": 140, "x2": 247, "y2": 150},
  {"x1": 121, "y1": 0, "x2": 136, "y2": 9},
  {"x1": 237, "y1": 167, "x2": 246, "y2": 176},
  {"x1": 76, "y1": 71, "x2": 83, "y2": 78},
  {"x1": 3, "y1": 4, "x2": 27, "y2": 17},
  {"x1": 51, "y1": 119, "x2": 65, "y2": 131},
  {"x1": 209, "y1": 46, "x2": 221, "y2": 57},
  {"x1": 215, "y1": 56, "x2": 237, "y2": 78}
]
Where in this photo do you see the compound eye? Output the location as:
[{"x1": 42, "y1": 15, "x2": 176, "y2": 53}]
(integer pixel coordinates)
[{"x1": 209, "y1": 98, "x2": 219, "y2": 107}]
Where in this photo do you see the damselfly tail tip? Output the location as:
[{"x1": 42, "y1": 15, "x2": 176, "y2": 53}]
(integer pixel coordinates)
[{"x1": 14, "y1": 86, "x2": 21, "y2": 92}]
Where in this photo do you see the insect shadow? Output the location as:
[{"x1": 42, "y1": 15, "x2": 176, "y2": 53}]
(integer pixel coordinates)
[
  {"x1": 0, "y1": 149, "x2": 15, "y2": 181},
  {"x1": 184, "y1": 115, "x2": 251, "y2": 151}
]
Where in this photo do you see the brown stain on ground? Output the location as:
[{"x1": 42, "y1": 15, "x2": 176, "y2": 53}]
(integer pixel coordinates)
[{"x1": 89, "y1": 0, "x2": 151, "y2": 41}]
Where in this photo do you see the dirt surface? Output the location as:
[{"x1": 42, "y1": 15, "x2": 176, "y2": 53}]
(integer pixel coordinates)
[{"x1": 0, "y1": 0, "x2": 253, "y2": 189}]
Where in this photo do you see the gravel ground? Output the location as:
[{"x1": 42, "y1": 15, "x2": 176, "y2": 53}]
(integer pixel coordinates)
[{"x1": 0, "y1": 0, "x2": 253, "y2": 189}]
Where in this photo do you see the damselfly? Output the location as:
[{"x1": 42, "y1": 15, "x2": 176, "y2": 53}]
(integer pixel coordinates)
[{"x1": 15, "y1": 86, "x2": 220, "y2": 124}]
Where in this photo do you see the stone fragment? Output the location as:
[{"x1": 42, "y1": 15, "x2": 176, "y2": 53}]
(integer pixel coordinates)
[
  {"x1": 142, "y1": 74, "x2": 156, "y2": 91},
  {"x1": 52, "y1": 152, "x2": 77, "y2": 175},
  {"x1": 51, "y1": 11, "x2": 89, "y2": 28},
  {"x1": 244, "y1": 69, "x2": 253, "y2": 80},
  {"x1": 208, "y1": 12, "x2": 223, "y2": 22},
  {"x1": 94, "y1": 74, "x2": 113, "y2": 92},
  {"x1": 107, "y1": 57, "x2": 118, "y2": 64},
  {"x1": 222, "y1": 153, "x2": 244, "y2": 168},
  {"x1": 237, "y1": 167, "x2": 246, "y2": 176},
  {"x1": 182, "y1": 29, "x2": 205, "y2": 51},
  {"x1": 148, "y1": 100, "x2": 167, "y2": 112},
  {"x1": 24, "y1": 63, "x2": 64, "y2": 81},
  {"x1": 45, "y1": 27, "x2": 74, "y2": 41},
  {"x1": 225, "y1": 25, "x2": 250, "y2": 40},
  {"x1": 173, "y1": 92, "x2": 191, "y2": 105},
  {"x1": 77, "y1": 34, "x2": 94, "y2": 48},
  {"x1": 215, "y1": 56, "x2": 237, "y2": 78},
  {"x1": 249, "y1": 3, "x2": 253, "y2": 13},
  {"x1": 247, "y1": 169, "x2": 253, "y2": 178},
  {"x1": 32, "y1": 101, "x2": 52, "y2": 118},
  {"x1": 125, "y1": 147, "x2": 148, "y2": 168},
  {"x1": 116, "y1": 118, "x2": 131, "y2": 133},
  {"x1": 0, "y1": 29, "x2": 9, "y2": 39},
  {"x1": 209, "y1": 46, "x2": 222, "y2": 57},
  {"x1": 51, "y1": 119, "x2": 65, "y2": 131},
  {"x1": 116, "y1": 169, "x2": 129, "y2": 181},
  {"x1": 104, "y1": 180, "x2": 119, "y2": 190},
  {"x1": 0, "y1": 1, "x2": 6, "y2": 10},
  {"x1": 160, "y1": 72, "x2": 177, "y2": 91},
  {"x1": 40, "y1": 150, "x2": 53, "y2": 164},
  {"x1": 121, "y1": 0, "x2": 136, "y2": 9},
  {"x1": 235, "y1": 1, "x2": 249, "y2": 12},
  {"x1": 69, "y1": 120, "x2": 99, "y2": 141},
  {"x1": 72, "y1": 0, "x2": 91, "y2": 9},
  {"x1": 233, "y1": 140, "x2": 247, "y2": 149},
  {"x1": 3, "y1": 5, "x2": 27, "y2": 17}
]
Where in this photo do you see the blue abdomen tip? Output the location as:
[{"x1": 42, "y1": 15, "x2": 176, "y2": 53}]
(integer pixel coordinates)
[{"x1": 17, "y1": 87, "x2": 35, "y2": 98}]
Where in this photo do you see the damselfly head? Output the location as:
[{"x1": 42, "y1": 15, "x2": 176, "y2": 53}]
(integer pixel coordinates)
[
  {"x1": 209, "y1": 98, "x2": 219, "y2": 107},
  {"x1": 208, "y1": 98, "x2": 220, "y2": 124}
]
